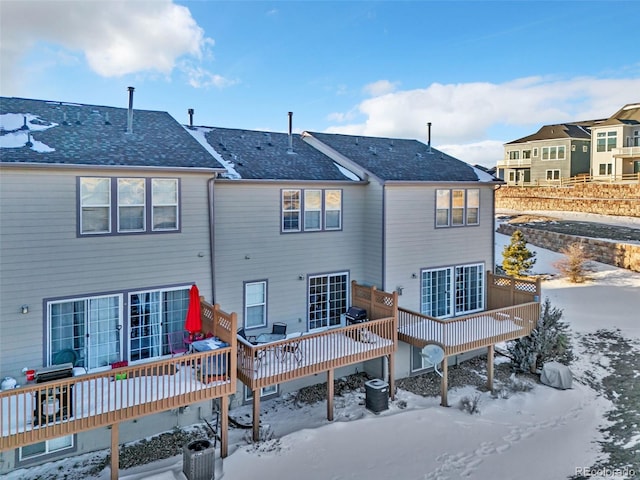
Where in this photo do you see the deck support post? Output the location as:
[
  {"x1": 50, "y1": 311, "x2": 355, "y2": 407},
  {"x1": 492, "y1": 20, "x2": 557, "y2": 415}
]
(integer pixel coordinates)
[
  {"x1": 220, "y1": 396, "x2": 229, "y2": 457},
  {"x1": 440, "y1": 358, "x2": 449, "y2": 407},
  {"x1": 110, "y1": 423, "x2": 119, "y2": 480},
  {"x1": 327, "y1": 369, "x2": 334, "y2": 421},
  {"x1": 487, "y1": 345, "x2": 495, "y2": 393},
  {"x1": 387, "y1": 354, "x2": 395, "y2": 400},
  {"x1": 252, "y1": 389, "x2": 261, "y2": 442}
]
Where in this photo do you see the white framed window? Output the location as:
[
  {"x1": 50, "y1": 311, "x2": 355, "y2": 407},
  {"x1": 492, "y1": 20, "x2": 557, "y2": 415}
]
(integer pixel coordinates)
[
  {"x1": 541, "y1": 146, "x2": 565, "y2": 161},
  {"x1": 79, "y1": 177, "x2": 179, "y2": 235},
  {"x1": 245, "y1": 281, "x2": 267, "y2": 329},
  {"x1": 583, "y1": 145, "x2": 588, "y2": 153},
  {"x1": 282, "y1": 188, "x2": 342, "y2": 233},
  {"x1": 118, "y1": 178, "x2": 145, "y2": 232},
  {"x1": 522, "y1": 150, "x2": 531, "y2": 159},
  {"x1": 436, "y1": 188, "x2": 480, "y2": 228},
  {"x1": 546, "y1": 169, "x2": 561, "y2": 180},
  {"x1": 421, "y1": 263, "x2": 484, "y2": 318},
  {"x1": 325, "y1": 190, "x2": 342, "y2": 230},
  {"x1": 435, "y1": 189, "x2": 450, "y2": 227},
  {"x1": 599, "y1": 163, "x2": 613, "y2": 175},
  {"x1": 244, "y1": 384, "x2": 278, "y2": 402},
  {"x1": 80, "y1": 177, "x2": 111, "y2": 234},
  {"x1": 533, "y1": 148, "x2": 539, "y2": 157},
  {"x1": 304, "y1": 190, "x2": 322, "y2": 231},
  {"x1": 282, "y1": 189, "x2": 301, "y2": 232},
  {"x1": 309, "y1": 272, "x2": 348, "y2": 330},
  {"x1": 597, "y1": 131, "x2": 617, "y2": 152},
  {"x1": 633, "y1": 129, "x2": 640, "y2": 147},
  {"x1": 19, "y1": 435, "x2": 74, "y2": 461},
  {"x1": 151, "y1": 179, "x2": 178, "y2": 231},
  {"x1": 508, "y1": 150, "x2": 520, "y2": 160}
]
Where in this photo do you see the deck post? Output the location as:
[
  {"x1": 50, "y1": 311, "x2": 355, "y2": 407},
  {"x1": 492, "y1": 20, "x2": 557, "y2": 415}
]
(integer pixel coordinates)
[
  {"x1": 487, "y1": 345, "x2": 495, "y2": 393},
  {"x1": 440, "y1": 358, "x2": 449, "y2": 407},
  {"x1": 110, "y1": 423, "x2": 119, "y2": 480},
  {"x1": 327, "y1": 369, "x2": 334, "y2": 421},
  {"x1": 220, "y1": 396, "x2": 229, "y2": 458},
  {"x1": 388, "y1": 354, "x2": 395, "y2": 400},
  {"x1": 252, "y1": 389, "x2": 261, "y2": 442}
]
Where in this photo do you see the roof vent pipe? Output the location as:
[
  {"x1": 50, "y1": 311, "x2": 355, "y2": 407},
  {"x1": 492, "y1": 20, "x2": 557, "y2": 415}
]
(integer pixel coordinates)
[
  {"x1": 127, "y1": 86, "x2": 135, "y2": 134},
  {"x1": 287, "y1": 111, "x2": 293, "y2": 153},
  {"x1": 188, "y1": 108, "x2": 194, "y2": 127},
  {"x1": 427, "y1": 122, "x2": 432, "y2": 153}
]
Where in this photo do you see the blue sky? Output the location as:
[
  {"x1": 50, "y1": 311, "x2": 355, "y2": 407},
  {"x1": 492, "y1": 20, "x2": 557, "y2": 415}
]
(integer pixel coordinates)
[{"x1": 1, "y1": 0, "x2": 639, "y2": 167}]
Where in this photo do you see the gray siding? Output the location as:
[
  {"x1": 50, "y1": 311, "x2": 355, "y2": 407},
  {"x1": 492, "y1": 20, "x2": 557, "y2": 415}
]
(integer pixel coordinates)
[
  {"x1": 383, "y1": 184, "x2": 495, "y2": 313},
  {"x1": 0, "y1": 166, "x2": 213, "y2": 377},
  {"x1": 361, "y1": 180, "x2": 384, "y2": 287},
  {"x1": 212, "y1": 181, "x2": 367, "y2": 332}
]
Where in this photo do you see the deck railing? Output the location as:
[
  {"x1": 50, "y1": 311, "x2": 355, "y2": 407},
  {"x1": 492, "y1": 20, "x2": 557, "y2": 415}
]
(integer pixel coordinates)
[
  {"x1": 237, "y1": 316, "x2": 397, "y2": 391},
  {"x1": 1, "y1": 301, "x2": 237, "y2": 453},
  {"x1": 487, "y1": 272, "x2": 541, "y2": 310},
  {"x1": 397, "y1": 302, "x2": 540, "y2": 356}
]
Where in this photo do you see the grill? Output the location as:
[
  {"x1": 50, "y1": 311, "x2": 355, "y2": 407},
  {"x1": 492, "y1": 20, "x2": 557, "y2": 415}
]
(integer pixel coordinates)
[{"x1": 345, "y1": 307, "x2": 367, "y2": 325}]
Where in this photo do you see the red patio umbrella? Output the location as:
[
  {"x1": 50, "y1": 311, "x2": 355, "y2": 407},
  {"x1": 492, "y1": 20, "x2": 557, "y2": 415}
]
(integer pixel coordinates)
[{"x1": 184, "y1": 284, "x2": 202, "y2": 335}]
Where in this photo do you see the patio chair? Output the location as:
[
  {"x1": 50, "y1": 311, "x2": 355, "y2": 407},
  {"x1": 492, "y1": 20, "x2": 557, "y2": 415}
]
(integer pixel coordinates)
[
  {"x1": 237, "y1": 328, "x2": 257, "y2": 344},
  {"x1": 271, "y1": 322, "x2": 287, "y2": 336},
  {"x1": 237, "y1": 328, "x2": 262, "y2": 372},
  {"x1": 277, "y1": 332, "x2": 303, "y2": 364},
  {"x1": 167, "y1": 331, "x2": 188, "y2": 357}
]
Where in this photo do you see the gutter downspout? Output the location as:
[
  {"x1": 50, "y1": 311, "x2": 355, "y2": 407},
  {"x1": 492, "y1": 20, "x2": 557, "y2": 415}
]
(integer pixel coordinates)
[{"x1": 208, "y1": 176, "x2": 216, "y2": 303}]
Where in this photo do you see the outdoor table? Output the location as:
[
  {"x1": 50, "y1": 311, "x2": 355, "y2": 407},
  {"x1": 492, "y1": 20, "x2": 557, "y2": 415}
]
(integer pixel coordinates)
[
  {"x1": 191, "y1": 337, "x2": 229, "y2": 352},
  {"x1": 190, "y1": 338, "x2": 230, "y2": 382}
]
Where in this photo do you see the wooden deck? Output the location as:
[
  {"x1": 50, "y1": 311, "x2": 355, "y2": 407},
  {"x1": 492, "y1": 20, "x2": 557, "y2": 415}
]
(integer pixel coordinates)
[
  {"x1": 239, "y1": 282, "x2": 398, "y2": 440},
  {"x1": 0, "y1": 301, "x2": 237, "y2": 479}
]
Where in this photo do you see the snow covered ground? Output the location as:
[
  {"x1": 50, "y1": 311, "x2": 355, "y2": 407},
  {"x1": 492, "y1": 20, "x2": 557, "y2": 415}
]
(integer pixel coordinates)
[{"x1": 9, "y1": 214, "x2": 640, "y2": 480}]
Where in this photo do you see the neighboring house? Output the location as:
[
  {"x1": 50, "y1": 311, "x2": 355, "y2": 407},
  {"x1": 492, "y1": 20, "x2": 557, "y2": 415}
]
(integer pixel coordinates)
[
  {"x1": 498, "y1": 121, "x2": 598, "y2": 185},
  {"x1": 0, "y1": 95, "x2": 233, "y2": 474},
  {"x1": 591, "y1": 102, "x2": 640, "y2": 179}
]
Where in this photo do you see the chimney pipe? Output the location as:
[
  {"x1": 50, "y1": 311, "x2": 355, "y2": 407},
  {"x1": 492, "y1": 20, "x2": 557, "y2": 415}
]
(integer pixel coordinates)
[
  {"x1": 427, "y1": 122, "x2": 432, "y2": 153},
  {"x1": 188, "y1": 108, "x2": 194, "y2": 127},
  {"x1": 127, "y1": 86, "x2": 135, "y2": 134},
  {"x1": 287, "y1": 111, "x2": 293, "y2": 153}
]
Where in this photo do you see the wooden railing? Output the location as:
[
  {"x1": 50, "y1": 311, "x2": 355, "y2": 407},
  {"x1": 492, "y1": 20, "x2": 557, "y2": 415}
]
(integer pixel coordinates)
[
  {"x1": 237, "y1": 316, "x2": 397, "y2": 391},
  {"x1": 397, "y1": 302, "x2": 540, "y2": 356},
  {"x1": 1, "y1": 301, "x2": 237, "y2": 454},
  {"x1": 487, "y1": 272, "x2": 540, "y2": 310},
  {"x1": 505, "y1": 172, "x2": 640, "y2": 187}
]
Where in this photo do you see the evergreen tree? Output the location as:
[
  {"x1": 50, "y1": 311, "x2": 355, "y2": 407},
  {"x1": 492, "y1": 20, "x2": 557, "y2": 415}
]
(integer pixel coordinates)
[
  {"x1": 502, "y1": 229, "x2": 536, "y2": 278},
  {"x1": 508, "y1": 297, "x2": 573, "y2": 373}
]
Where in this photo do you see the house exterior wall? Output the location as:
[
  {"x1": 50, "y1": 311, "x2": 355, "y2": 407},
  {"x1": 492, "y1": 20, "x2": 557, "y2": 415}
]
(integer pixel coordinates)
[
  {"x1": 0, "y1": 165, "x2": 213, "y2": 379},
  {"x1": 592, "y1": 124, "x2": 640, "y2": 177}
]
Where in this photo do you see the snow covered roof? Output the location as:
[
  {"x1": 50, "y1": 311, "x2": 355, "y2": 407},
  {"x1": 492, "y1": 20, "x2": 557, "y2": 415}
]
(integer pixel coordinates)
[{"x1": 0, "y1": 97, "x2": 225, "y2": 171}]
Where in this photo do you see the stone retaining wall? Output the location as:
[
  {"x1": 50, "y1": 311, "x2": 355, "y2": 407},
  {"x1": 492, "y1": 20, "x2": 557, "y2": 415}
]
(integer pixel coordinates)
[
  {"x1": 497, "y1": 223, "x2": 640, "y2": 272},
  {"x1": 495, "y1": 184, "x2": 640, "y2": 217}
]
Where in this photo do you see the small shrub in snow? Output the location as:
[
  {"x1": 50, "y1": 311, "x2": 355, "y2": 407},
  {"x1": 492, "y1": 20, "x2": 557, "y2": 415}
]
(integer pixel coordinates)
[
  {"x1": 458, "y1": 393, "x2": 481, "y2": 415},
  {"x1": 553, "y1": 242, "x2": 594, "y2": 283}
]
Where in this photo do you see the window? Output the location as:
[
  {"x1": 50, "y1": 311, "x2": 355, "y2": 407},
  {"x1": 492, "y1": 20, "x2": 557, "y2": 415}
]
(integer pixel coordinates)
[
  {"x1": 152, "y1": 179, "x2": 178, "y2": 231},
  {"x1": 19, "y1": 435, "x2": 74, "y2": 461},
  {"x1": 118, "y1": 178, "x2": 145, "y2": 232},
  {"x1": 599, "y1": 163, "x2": 613, "y2": 175},
  {"x1": 597, "y1": 131, "x2": 617, "y2": 152},
  {"x1": 435, "y1": 189, "x2": 480, "y2": 228},
  {"x1": 245, "y1": 281, "x2": 267, "y2": 329},
  {"x1": 541, "y1": 146, "x2": 565, "y2": 160},
  {"x1": 80, "y1": 177, "x2": 111, "y2": 234},
  {"x1": 244, "y1": 384, "x2": 278, "y2": 402},
  {"x1": 79, "y1": 177, "x2": 179, "y2": 235},
  {"x1": 533, "y1": 148, "x2": 538, "y2": 157},
  {"x1": 508, "y1": 150, "x2": 520, "y2": 160},
  {"x1": 282, "y1": 189, "x2": 342, "y2": 233},
  {"x1": 309, "y1": 272, "x2": 348, "y2": 330},
  {"x1": 421, "y1": 264, "x2": 484, "y2": 318},
  {"x1": 546, "y1": 170, "x2": 561, "y2": 180},
  {"x1": 522, "y1": 150, "x2": 531, "y2": 159},
  {"x1": 583, "y1": 145, "x2": 588, "y2": 153},
  {"x1": 633, "y1": 130, "x2": 640, "y2": 147}
]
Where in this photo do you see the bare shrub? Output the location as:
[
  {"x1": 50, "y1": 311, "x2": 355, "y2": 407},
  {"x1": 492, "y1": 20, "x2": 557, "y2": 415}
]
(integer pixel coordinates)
[
  {"x1": 458, "y1": 393, "x2": 481, "y2": 414},
  {"x1": 553, "y1": 242, "x2": 594, "y2": 283}
]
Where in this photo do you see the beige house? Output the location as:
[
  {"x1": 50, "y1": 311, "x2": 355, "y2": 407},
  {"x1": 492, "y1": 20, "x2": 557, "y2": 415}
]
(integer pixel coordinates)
[{"x1": 591, "y1": 103, "x2": 640, "y2": 180}]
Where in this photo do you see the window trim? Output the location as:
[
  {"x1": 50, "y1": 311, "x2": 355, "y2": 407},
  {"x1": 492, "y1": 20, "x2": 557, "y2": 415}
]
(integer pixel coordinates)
[
  {"x1": 281, "y1": 188, "x2": 343, "y2": 233},
  {"x1": 244, "y1": 384, "x2": 278, "y2": 402},
  {"x1": 78, "y1": 176, "x2": 181, "y2": 237},
  {"x1": 308, "y1": 271, "x2": 349, "y2": 331},
  {"x1": 545, "y1": 169, "x2": 561, "y2": 181},
  {"x1": 435, "y1": 188, "x2": 480, "y2": 228},
  {"x1": 18, "y1": 435, "x2": 76, "y2": 465},
  {"x1": 420, "y1": 263, "x2": 485, "y2": 318},
  {"x1": 541, "y1": 145, "x2": 566, "y2": 161},
  {"x1": 244, "y1": 280, "x2": 268, "y2": 330}
]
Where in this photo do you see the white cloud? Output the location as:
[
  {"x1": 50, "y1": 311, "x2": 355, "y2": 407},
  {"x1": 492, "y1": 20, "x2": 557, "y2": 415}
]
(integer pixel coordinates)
[
  {"x1": 437, "y1": 140, "x2": 504, "y2": 169},
  {"x1": 325, "y1": 75, "x2": 640, "y2": 167},
  {"x1": 180, "y1": 62, "x2": 238, "y2": 89},
  {"x1": 0, "y1": 0, "x2": 221, "y2": 92},
  {"x1": 363, "y1": 79, "x2": 399, "y2": 97}
]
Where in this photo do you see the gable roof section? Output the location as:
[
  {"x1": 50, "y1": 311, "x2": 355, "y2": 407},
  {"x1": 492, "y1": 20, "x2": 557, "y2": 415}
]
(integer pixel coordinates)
[
  {"x1": 0, "y1": 97, "x2": 225, "y2": 170},
  {"x1": 596, "y1": 102, "x2": 640, "y2": 127},
  {"x1": 304, "y1": 131, "x2": 488, "y2": 182},
  {"x1": 506, "y1": 122, "x2": 597, "y2": 145},
  {"x1": 188, "y1": 126, "x2": 360, "y2": 181}
]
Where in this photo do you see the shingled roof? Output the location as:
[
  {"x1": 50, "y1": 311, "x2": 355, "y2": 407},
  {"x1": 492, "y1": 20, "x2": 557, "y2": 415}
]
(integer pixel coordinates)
[
  {"x1": 0, "y1": 96, "x2": 225, "y2": 170},
  {"x1": 596, "y1": 102, "x2": 640, "y2": 127},
  {"x1": 505, "y1": 122, "x2": 596, "y2": 145},
  {"x1": 188, "y1": 126, "x2": 360, "y2": 181},
  {"x1": 305, "y1": 132, "x2": 489, "y2": 182}
]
